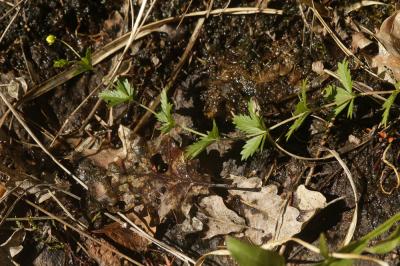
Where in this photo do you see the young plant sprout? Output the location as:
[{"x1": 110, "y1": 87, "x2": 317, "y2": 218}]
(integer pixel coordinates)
[
  {"x1": 46, "y1": 34, "x2": 93, "y2": 74},
  {"x1": 286, "y1": 79, "x2": 311, "y2": 140},
  {"x1": 99, "y1": 59, "x2": 400, "y2": 162},
  {"x1": 233, "y1": 99, "x2": 270, "y2": 160},
  {"x1": 324, "y1": 59, "x2": 356, "y2": 118},
  {"x1": 99, "y1": 79, "x2": 136, "y2": 107}
]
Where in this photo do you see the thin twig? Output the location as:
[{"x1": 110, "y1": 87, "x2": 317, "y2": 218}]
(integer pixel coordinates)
[
  {"x1": 0, "y1": 92, "x2": 88, "y2": 190},
  {"x1": 133, "y1": 17, "x2": 206, "y2": 134},
  {"x1": 111, "y1": 212, "x2": 196, "y2": 264},
  {"x1": 23, "y1": 198, "x2": 143, "y2": 266}
]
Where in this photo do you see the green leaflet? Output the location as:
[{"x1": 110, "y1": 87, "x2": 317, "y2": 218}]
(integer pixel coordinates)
[
  {"x1": 53, "y1": 59, "x2": 70, "y2": 68},
  {"x1": 155, "y1": 89, "x2": 175, "y2": 134},
  {"x1": 233, "y1": 99, "x2": 269, "y2": 160},
  {"x1": 317, "y1": 212, "x2": 400, "y2": 266},
  {"x1": 185, "y1": 120, "x2": 219, "y2": 159},
  {"x1": 337, "y1": 59, "x2": 353, "y2": 93},
  {"x1": 99, "y1": 79, "x2": 136, "y2": 107},
  {"x1": 75, "y1": 48, "x2": 93, "y2": 75},
  {"x1": 381, "y1": 87, "x2": 399, "y2": 127},
  {"x1": 286, "y1": 80, "x2": 311, "y2": 140}
]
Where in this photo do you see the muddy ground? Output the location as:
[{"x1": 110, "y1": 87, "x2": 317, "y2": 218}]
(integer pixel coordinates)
[{"x1": 0, "y1": 0, "x2": 399, "y2": 265}]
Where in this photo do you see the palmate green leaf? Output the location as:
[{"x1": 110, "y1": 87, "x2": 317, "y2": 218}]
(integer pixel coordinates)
[
  {"x1": 334, "y1": 87, "x2": 355, "y2": 118},
  {"x1": 381, "y1": 89, "x2": 399, "y2": 127},
  {"x1": 337, "y1": 59, "x2": 353, "y2": 93},
  {"x1": 99, "y1": 79, "x2": 136, "y2": 107},
  {"x1": 227, "y1": 237, "x2": 285, "y2": 266},
  {"x1": 185, "y1": 120, "x2": 219, "y2": 159},
  {"x1": 286, "y1": 80, "x2": 311, "y2": 140},
  {"x1": 155, "y1": 89, "x2": 175, "y2": 133},
  {"x1": 233, "y1": 99, "x2": 269, "y2": 160}
]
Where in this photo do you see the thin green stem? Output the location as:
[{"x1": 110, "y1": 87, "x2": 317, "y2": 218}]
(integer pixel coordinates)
[
  {"x1": 269, "y1": 102, "x2": 336, "y2": 131},
  {"x1": 180, "y1": 125, "x2": 207, "y2": 137}
]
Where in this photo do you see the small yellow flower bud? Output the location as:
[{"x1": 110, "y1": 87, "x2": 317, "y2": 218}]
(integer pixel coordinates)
[{"x1": 46, "y1": 35, "x2": 56, "y2": 45}]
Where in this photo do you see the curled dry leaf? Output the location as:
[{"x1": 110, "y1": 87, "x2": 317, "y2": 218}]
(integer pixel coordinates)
[
  {"x1": 0, "y1": 229, "x2": 26, "y2": 266},
  {"x1": 69, "y1": 125, "x2": 148, "y2": 170},
  {"x1": 294, "y1": 184, "x2": 327, "y2": 222},
  {"x1": 198, "y1": 195, "x2": 245, "y2": 239},
  {"x1": 374, "y1": 11, "x2": 400, "y2": 81},
  {"x1": 312, "y1": 61, "x2": 325, "y2": 75},
  {"x1": 351, "y1": 32, "x2": 372, "y2": 52}
]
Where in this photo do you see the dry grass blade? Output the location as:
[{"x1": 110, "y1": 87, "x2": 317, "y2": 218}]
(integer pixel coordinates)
[
  {"x1": 17, "y1": 6, "x2": 282, "y2": 103},
  {"x1": 104, "y1": 0, "x2": 151, "y2": 88},
  {"x1": 0, "y1": 4, "x2": 21, "y2": 44},
  {"x1": 47, "y1": 189, "x2": 87, "y2": 229},
  {"x1": 327, "y1": 149, "x2": 358, "y2": 246},
  {"x1": 344, "y1": 1, "x2": 387, "y2": 14},
  {"x1": 108, "y1": 212, "x2": 196, "y2": 264},
  {"x1": 22, "y1": 198, "x2": 143, "y2": 266},
  {"x1": 310, "y1": 6, "x2": 358, "y2": 62},
  {"x1": 133, "y1": 17, "x2": 206, "y2": 134},
  {"x1": 194, "y1": 249, "x2": 230, "y2": 266},
  {"x1": 379, "y1": 143, "x2": 400, "y2": 194},
  {"x1": 0, "y1": 0, "x2": 24, "y2": 23},
  {"x1": 0, "y1": 92, "x2": 88, "y2": 190}
]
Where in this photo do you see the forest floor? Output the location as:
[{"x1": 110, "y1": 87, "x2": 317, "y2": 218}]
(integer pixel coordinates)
[{"x1": 0, "y1": 0, "x2": 400, "y2": 265}]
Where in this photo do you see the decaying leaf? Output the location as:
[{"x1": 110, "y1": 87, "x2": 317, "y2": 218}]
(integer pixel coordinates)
[
  {"x1": 0, "y1": 182, "x2": 7, "y2": 200},
  {"x1": 374, "y1": 11, "x2": 400, "y2": 81},
  {"x1": 228, "y1": 176, "x2": 302, "y2": 245},
  {"x1": 294, "y1": 184, "x2": 327, "y2": 221},
  {"x1": 94, "y1": 221, "x2": 150, "y2": 252},
  {"x1": 376, "y1": 11, "x2": 400, "y2": 58},
  {"x1": 33, "y1": 247, "x2": 66, "y2": 266},
  {"x1": 68, "y1": 125, "x2": 149, "y2": 170},
  {"x1": 225, "y1": 175, "x2": 326, "y2": 245},
  {"x1": 0, "y1": 229, "x2": 26, "y2": 266},
  {"x1": 87, "y1": 138, "x2": 209, "y2": 223},
  {"x1": 185, "y1": 175, "x2": 326, "y2": 245},
  {"x1": 351, "y1": 32, "x2": 372, "y2": 52},
  {"x1": 85, "y1": 238, "x2": 120, "y2": 266},
  {"x1": 198, "y1": 195, "x2": 245, "y2": 239}
]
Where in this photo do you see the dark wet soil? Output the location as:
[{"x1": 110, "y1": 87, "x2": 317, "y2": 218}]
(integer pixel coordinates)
[{"x1": 0, "y1": 0, "x2": 399, "y2": 265}]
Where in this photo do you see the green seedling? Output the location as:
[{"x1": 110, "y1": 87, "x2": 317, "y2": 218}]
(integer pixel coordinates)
[
  {"x1": 155, "y1": 89, "x2": 175, "y2": 134},
  {"x1": 381, "y1": 82, "x2": 400, "y2": 127},
  {"x1": 46, "y1": 34, "x2": 93, "y2": 74},
  {"x1": 185, "y1": 120, "x2": 220, "y2": 159},
  {"x1": 233, "y1": 99, "x2": 269, "y2": 160},
  {"x1": 286, "y1": 79, "x2": 311, "y2": 140},
  {"x1": 325, "y1": 59, "x2": 356, "y2": 118},
  {"x1": 99, "y1": 79, "x2": 136, "y2": 107}
]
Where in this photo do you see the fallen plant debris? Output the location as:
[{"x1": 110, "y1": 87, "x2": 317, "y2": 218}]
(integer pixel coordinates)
[{"x1": 1, "y1": 1, "x2": 400, "y2": 265}]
